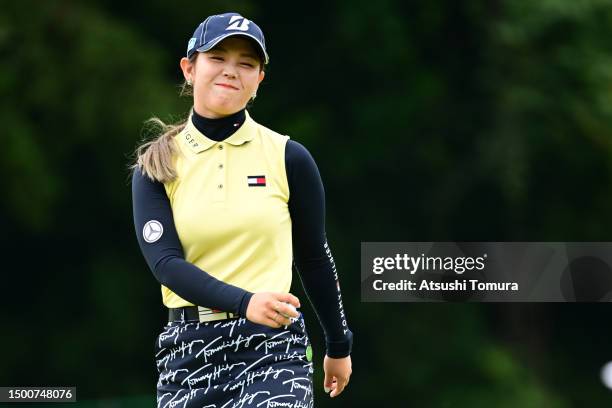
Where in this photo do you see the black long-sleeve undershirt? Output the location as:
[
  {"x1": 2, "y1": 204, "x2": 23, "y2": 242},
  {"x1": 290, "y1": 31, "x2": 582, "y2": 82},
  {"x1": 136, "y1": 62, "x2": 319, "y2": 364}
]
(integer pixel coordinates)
[
  {"x1": 131, "y1": 109, "x2": 352, "y2": 357},
  {"x1": 285, "y1": 140, "x2": 353, "y2": 357}
]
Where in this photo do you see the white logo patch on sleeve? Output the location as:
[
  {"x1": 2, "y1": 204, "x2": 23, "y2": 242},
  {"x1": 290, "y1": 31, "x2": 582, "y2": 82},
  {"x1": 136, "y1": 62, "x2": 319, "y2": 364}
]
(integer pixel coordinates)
[{"x1": 143, "y1": 220, "x2": 164, "y2": 243}]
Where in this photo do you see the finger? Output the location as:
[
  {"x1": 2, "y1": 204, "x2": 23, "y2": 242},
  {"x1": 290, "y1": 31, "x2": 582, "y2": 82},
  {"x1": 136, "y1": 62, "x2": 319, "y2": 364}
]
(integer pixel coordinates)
[
  {"x1": 328, "y1": 379, "x2": 339, "y2": 397},
  {"x1": 270, "y1": 301, "x2": 299, "y2": 326},
  {"x1": 277, "y1": 302, "x2": 299, "y2": 318},
  {"x1": 278, "y1": 313, "x2": 292, "y2": 326},
  {"x1": 265, "y1": 309, "x2": 287, "y2": 323},
  {"x1": 265, "y1": 309, "x2": 278, "y2": 320},
  {"x1": 330, "y1": 378, "x2": 348, "y2": 398},
  {"x1": 330, "y1": 381, "x2": 346, "y2": 398},
  {"x1": 276, "y1": 293, "x2": 301, "y2": 308},
  {"x1": 268, "y1": 311, "x2": 291, "y2": 327},
  {"x1": 263, "y1": 316, "x2": 282, "y2": 329},
  {"x1": 323, "y1": 374, "x2": 334, "y2": 393}
]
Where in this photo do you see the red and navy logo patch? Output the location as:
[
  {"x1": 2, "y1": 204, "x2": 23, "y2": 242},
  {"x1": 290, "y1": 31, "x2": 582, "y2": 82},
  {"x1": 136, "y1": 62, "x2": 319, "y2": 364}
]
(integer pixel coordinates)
[{"x1": 247, "y1": 175, "x2": 266, "y2": 187}]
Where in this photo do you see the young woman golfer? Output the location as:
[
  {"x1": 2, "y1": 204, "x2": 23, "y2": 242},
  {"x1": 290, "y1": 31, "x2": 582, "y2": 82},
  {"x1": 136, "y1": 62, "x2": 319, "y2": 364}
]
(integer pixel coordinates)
[{"x1": 131, "y1": 12, "x2": 353, "y2": 407}]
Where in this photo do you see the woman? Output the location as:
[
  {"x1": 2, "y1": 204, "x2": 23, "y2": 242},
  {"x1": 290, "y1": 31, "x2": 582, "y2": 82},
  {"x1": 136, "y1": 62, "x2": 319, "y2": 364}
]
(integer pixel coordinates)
[{"x1": 131, "y1": 12, "x2": 352, "y2": 407}]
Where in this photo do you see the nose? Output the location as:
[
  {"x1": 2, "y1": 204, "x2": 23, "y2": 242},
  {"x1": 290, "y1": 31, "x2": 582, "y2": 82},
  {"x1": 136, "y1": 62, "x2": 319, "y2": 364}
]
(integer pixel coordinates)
[{"x1": 223, "y1": 65, "x2": 237, "y2": 79}]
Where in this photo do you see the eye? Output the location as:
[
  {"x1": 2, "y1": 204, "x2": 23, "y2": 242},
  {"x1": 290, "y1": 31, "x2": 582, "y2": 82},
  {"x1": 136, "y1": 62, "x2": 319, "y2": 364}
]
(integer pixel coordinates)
[
  {"x1": 210, "y1": 55, "x2": 223, "y2": 61},
  {"x1": 240, "y1": 62, "x2": 255, "y2": 68}
]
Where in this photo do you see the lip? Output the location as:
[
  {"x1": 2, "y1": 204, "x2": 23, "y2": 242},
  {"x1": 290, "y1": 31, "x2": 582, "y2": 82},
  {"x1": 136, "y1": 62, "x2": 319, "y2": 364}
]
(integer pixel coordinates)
[{"x1": 215, "y1": 83, "x2": 239, "y2": 90}]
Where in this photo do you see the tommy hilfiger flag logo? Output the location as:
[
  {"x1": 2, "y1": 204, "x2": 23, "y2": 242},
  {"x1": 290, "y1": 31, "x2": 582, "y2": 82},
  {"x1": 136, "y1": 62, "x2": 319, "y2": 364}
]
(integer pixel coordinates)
[{"x1": 247, "y1": 175, "x2": 266, "y2": 187}]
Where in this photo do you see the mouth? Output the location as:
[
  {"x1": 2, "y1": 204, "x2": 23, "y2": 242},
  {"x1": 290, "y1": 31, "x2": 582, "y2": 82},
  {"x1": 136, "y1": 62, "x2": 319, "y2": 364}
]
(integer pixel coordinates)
[{"x1": 215, "y1": 83, "x2": 239, "y2": 90}]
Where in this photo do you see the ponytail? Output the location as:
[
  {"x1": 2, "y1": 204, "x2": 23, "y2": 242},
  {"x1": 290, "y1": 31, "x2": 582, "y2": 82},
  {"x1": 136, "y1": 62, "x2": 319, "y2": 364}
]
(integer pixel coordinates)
[{"x1": 131, "y1": 116, "x2": 187, "y2": 183}]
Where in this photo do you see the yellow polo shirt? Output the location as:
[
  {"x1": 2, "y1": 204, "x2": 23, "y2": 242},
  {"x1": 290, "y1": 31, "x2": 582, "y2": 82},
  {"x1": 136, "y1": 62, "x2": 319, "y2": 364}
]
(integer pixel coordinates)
[{"x1": 162, "y1": 111, "x2": 292, "y2": 308}]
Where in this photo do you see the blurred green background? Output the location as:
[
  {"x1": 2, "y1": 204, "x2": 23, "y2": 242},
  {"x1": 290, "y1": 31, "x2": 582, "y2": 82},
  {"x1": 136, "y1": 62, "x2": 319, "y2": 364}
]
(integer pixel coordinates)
[{"x1": 3, "y1": 0, "x2": 612, "y2": 406}]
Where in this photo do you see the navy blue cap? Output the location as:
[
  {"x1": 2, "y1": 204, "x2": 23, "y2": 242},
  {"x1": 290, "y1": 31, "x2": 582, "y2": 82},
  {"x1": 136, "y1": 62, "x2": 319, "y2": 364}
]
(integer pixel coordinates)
[{"x1": 186, "y1": 13, "x2": 269, "y2": 64}]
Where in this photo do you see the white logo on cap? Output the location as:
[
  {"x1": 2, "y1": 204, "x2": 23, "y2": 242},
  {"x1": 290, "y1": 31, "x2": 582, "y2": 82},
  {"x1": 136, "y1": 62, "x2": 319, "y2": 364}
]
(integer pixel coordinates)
[
  {"x1": 187, "y1": 37, "x2": 197, "y2": 51},
  {"x1": 226, "y1": 16, "x2": 250, "y2": 31},
  {"x1": 143, "y1": 220, "x2": 163, "y2": 243}
]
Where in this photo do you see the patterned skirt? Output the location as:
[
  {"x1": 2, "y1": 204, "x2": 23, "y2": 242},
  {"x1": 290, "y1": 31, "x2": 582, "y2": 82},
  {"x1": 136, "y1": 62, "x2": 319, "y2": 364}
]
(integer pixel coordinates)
[{"x1": 155, "y1": 314, "x2": 314, "y2": 408}]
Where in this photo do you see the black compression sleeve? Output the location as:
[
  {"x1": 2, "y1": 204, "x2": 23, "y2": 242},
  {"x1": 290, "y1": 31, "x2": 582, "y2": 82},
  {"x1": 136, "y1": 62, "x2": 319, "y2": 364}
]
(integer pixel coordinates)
[
  {"x1": 131, "y1": 169, "x2": 253, "y2": 316},
  {"x1": 286, "y1": 140, "x2": 353, "y2": 358}
]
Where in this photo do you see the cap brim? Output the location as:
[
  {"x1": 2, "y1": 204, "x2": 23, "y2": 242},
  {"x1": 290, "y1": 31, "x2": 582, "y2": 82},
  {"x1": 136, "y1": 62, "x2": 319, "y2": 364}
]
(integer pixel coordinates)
[{"x1": 196, "y1": 32, "x2": 269, "y2": 64}]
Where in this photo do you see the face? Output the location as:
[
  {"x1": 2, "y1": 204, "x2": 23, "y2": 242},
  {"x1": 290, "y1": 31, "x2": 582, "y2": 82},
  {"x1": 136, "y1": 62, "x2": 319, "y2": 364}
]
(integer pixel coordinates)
[{"x1": 180, "y1": 36, "x2": 265, "y2": 118}]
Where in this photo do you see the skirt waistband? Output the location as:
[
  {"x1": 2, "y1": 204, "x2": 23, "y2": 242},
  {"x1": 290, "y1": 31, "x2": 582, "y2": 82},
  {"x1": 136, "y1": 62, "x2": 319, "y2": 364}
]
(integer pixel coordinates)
[{"x1": 168, "y1": 306, "x2": 237, "y2": 323}]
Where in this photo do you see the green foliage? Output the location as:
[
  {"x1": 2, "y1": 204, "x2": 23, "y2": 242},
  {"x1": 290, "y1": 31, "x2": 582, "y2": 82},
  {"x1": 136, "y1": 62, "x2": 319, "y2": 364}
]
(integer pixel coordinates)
[{"x1": 484, "y1": 0, "x2": 612, "y2": 239}]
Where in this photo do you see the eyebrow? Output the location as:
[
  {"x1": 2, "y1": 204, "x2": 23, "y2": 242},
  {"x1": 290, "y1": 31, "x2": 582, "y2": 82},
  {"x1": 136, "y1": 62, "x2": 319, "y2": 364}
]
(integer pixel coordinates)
[{"x1": 210, "y1": 46, "x2": 258, "y2": 60}]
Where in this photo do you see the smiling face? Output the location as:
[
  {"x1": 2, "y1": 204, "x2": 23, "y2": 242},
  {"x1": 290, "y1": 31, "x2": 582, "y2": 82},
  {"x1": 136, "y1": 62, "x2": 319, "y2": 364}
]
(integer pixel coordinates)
[{"x1": 180, "y1": 36, "x2": 265, "y2": 118}]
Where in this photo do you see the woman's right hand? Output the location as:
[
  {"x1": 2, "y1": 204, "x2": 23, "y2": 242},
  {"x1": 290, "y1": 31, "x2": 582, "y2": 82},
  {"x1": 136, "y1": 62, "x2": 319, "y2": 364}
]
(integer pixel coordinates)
[{"x1": 246, "y1": 292, "x2": 301, "y2": 328}]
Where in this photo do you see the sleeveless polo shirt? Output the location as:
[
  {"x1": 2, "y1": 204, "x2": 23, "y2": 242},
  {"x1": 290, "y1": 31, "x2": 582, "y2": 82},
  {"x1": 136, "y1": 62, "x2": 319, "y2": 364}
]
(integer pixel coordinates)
[{"x1": 161, "y1": 111, "x2": 292, "y2": 308}]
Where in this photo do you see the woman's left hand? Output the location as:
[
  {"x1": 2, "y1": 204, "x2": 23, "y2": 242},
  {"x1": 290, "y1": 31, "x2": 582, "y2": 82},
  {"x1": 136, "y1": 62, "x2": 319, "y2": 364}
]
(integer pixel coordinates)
[{"x1": 323, "y1": 355, "x2": 352, "y2": 398}]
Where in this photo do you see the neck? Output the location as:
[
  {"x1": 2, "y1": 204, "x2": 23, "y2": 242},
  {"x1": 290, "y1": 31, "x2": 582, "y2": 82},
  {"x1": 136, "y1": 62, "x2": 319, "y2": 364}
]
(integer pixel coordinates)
[{"x1": 191, "y1": 108, "x2": 246, "y2": 142}]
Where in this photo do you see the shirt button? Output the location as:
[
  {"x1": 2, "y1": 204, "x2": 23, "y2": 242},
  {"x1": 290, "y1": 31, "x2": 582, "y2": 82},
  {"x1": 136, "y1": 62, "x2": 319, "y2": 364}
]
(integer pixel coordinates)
[
  {"x1": 218, "y1": 145, "x2": 224, "y2": 150},
  {"x1": 218, "y1": 184, "x2": 223, "y2": 189},
  {"x1": 218, "y1": 164, "x2": 223, "y2": 169}
]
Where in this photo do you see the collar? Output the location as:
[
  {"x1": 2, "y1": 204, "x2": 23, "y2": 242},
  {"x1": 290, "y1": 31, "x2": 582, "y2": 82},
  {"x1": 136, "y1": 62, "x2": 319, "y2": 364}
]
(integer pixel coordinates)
[{"x1": 180, "y1": 110, "x2": 256, "y2": 154}]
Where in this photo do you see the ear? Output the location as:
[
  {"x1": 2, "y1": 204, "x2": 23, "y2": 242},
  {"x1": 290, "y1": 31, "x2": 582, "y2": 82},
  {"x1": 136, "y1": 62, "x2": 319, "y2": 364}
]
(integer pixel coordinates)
[
  {"x1": 257, "y1": 69, "x2": 265, "y2": 85},
  {"x1": 179, "y1": 57, "x2": 195, "y2": 82}
]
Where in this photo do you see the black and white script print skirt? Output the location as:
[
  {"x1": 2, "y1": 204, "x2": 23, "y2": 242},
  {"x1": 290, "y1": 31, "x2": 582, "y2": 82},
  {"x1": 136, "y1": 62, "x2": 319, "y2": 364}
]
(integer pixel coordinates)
[{"x1": 155, "y1": 314, "x2": 314, "y2": 408}]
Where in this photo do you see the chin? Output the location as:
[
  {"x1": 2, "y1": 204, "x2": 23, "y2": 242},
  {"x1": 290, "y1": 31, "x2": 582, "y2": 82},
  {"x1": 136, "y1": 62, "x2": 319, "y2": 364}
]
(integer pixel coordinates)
[
  {"x1": 214, "y1": 107, "x2": 240, "y2": 116},
  {"x1": 212, "y1": 98, "x2": 244, "y2": 115},
  {"x1": 197, "y1": 96, "x2": 246, "y2": 117}
]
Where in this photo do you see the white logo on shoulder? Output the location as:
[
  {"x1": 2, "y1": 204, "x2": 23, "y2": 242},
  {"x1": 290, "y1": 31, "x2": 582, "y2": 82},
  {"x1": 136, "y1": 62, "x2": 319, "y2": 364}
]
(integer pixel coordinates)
[
  {"x1": 226, "y1": 15, "x2": 250, "y2": 31},
  {"x1": 143, "y1": 220, "x2": 163, "y2": 243}
]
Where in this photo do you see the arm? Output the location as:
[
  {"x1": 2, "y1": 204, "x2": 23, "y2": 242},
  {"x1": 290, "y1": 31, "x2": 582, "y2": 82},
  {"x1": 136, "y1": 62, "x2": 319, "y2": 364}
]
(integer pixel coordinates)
[
  {"x1": 286, "y1": 140, "x2": 353, "y2": 397},
  {"x1": 285, "y1": 140, "x2": 354, "y2": 358},
  {"x1": 131, "y1": 168, "x2": 253, "y2": 316}
]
